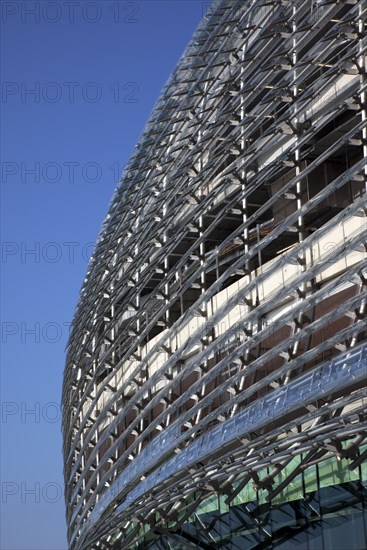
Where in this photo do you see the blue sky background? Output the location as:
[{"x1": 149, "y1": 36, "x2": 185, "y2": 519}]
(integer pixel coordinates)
[{"x1": 1, "y1": 2, "x2": 207, "y2": 547}]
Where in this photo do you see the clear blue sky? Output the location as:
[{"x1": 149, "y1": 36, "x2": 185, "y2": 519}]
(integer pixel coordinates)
[{"x1": 1, "y1": 2, "x2": 206, "y2": 548}]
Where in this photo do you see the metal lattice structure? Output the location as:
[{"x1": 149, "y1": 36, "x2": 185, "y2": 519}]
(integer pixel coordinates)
[{"x1": 63, "y1": 1, "x2": 367, "y2": 548}]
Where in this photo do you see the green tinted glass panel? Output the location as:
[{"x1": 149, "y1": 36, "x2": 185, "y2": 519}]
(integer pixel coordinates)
[
  {"x1": 273, "y1": 456, "x2": 303, "y2": 504},
  {"x1": 197, "y1": 493, "x2": 218, "y2": 515},
  {"x1": 231, "y1": 484, "x2": 257, "y2": 507},
  {"x1": 304, "y1": 463, "x2": 318, "y2": 493},
  {"x1": 318, "y1": 455, "x2": 359, "y2": 489},
  {"x1": 360, "y1": 445, "x2": 367, "y2": 483}
]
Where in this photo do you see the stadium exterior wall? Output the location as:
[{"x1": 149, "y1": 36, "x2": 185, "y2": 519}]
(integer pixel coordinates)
[{"x1": 62, "y1": 1, "x2": 367, "y2": 548}]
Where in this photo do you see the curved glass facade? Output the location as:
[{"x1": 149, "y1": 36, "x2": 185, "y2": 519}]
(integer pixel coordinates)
[
  {"x1": 138, "y1": 452, "x2": 367, "y2": 549},
  {"x1": 62, "y1": 1, "x2": 367, "y2": 548}
]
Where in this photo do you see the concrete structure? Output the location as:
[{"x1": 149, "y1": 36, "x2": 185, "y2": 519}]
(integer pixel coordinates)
[{"x1": 63, "y1": 1, "x2": 367, "y2": 548}]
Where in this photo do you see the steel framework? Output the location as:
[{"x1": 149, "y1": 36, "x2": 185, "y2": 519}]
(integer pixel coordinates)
[{"x1": 63, "y1": 1, "x2": 367, "y2": 548}]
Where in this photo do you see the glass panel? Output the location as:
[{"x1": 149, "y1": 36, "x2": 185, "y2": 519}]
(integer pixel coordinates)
[
  {"x1": 304, "y1": 463, "x2": 318, "y2": 494},
  {"x1": 142, "y1": 472, "x2": 367, "y2": 549},
  {"x1": 273, "y1": 456, "x2": 303, "y2": 504},
  {"x1": 318, "y1": 455, "x2": 359, "y2": 489},
  {"x1": 219, "y1": 493, "x2": 229, "y2": 515},
  {"x1": 197, "y1": 493, "x2": 218, "y2": 514},
  {"x1": 322, "y1": 508, "x2": 366, "y2": 550},
  {"x1": 258, "y1": 487, "x2": 268, "y2": 506},
  {"x1": 360, "y1": 445, "x2": 367, "y2": 485},
  {"x1": 319, "y1": 482, "x2": 360, "y2": 513},
  {"x1": 306, "y1": 521, "x2": 324, "y2": 550},
  {"x1": 231, "y1": 479, "x2": 257, "y2": 506},
  {"x1": 275, "y1": 529, "x2": 309, "y2": 550}
]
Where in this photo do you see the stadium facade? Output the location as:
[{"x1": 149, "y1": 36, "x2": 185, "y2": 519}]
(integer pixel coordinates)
[{"x1": 62, "y1": 1, "x2": 367, "y2": 548}]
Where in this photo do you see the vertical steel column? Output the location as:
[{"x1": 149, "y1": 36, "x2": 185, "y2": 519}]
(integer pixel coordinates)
[
  {"x1": 231, "y1": 41, "x2": 250, "y2": 419},
  {"x1": 359, "y1": 2, "x2": 367, "y2": 193},
  {"x1": 162, "y1": 129, "x2": 174, "y2": 429},
  {"x1": 133, "y1": 213, "x2": 144, "y2": 453},
  {"x1": 351, "y1": 3, "x2": 367, "y2": 348},
  {"x1": 195, "y1": 83, "x2": 208, "y2": 427},
  {"x1": 284, "y1": 1, "x2": 306, "y2": 383}
]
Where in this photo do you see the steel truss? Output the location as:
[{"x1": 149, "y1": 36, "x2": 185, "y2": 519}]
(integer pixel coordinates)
[{"x1": 63, "y1": 1, "x2": 367, "y2": 548}]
